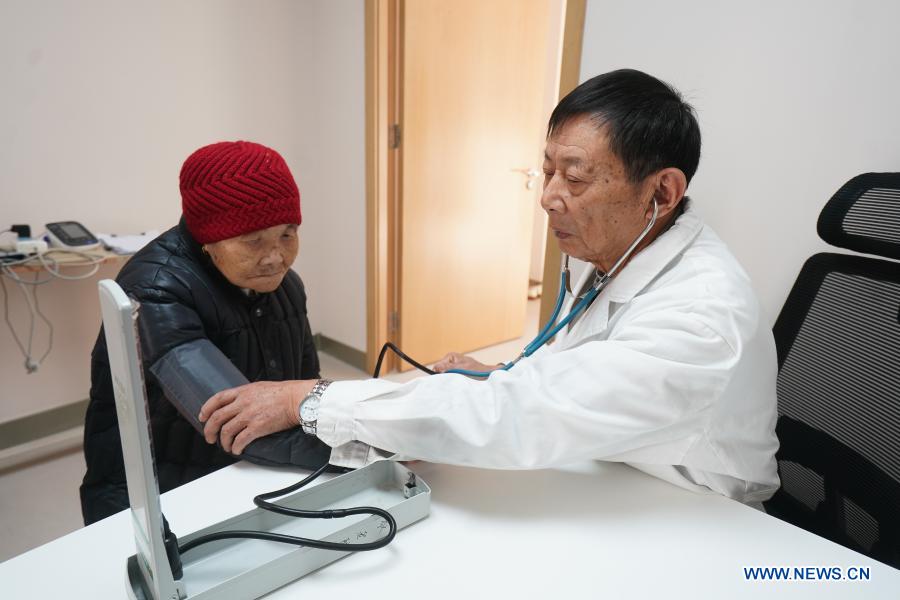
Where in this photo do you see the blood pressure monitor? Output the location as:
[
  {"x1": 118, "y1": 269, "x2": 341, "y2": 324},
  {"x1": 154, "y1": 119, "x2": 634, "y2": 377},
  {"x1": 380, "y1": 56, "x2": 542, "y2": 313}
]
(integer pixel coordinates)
[{"x1": 45, "y1": 221, "x2": 101, "y2": 251}]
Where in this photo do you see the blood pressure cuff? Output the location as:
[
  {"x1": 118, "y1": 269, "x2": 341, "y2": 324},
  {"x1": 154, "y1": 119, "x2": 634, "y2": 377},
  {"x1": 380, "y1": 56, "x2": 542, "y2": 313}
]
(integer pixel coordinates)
[{"x1": 149, "y1": 339, "x2": 332, "y2": 469}]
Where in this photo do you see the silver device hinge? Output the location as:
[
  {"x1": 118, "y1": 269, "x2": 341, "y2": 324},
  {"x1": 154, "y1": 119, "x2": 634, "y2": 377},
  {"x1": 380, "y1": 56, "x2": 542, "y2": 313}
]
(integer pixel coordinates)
[
  {"x1": 388, "y1": 310, "x2": 400, "y2": 334},
  {"x1": 403, "y1": 472, "x2": 418, "y2": 499},
  {"x1": 389, "y1": 123, "x2": 401, "y2": 149}
]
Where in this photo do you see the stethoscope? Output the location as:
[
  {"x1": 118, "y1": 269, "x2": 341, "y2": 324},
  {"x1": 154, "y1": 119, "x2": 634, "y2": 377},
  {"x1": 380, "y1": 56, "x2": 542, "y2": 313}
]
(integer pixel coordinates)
[{"x1": 444, "y1": 199, "x2": 659, "y2": 377}]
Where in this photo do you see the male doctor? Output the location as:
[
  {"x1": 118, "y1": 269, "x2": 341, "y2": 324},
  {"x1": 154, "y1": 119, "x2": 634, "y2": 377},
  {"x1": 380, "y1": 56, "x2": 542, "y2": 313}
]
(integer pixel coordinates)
[{"x1": 199, "y1": 69, "x2": 781, "y2": 506}]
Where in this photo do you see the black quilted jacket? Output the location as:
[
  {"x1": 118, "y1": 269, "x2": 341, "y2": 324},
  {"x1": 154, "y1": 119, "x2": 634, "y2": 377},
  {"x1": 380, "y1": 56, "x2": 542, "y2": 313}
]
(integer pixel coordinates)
[{"x1": 80, "y1": 220, "x2": 330, "y2": 524}]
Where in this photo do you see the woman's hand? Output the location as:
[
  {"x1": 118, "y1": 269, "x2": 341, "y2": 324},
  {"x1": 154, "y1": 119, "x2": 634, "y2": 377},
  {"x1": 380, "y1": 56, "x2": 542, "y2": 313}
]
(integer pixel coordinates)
[{"x1": 199, "y1": 379, "x2": 317, "y2": 454}]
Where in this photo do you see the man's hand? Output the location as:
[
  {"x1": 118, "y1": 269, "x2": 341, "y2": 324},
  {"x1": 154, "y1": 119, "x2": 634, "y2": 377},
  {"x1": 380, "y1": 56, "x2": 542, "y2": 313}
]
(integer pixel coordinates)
[
  {"x1": 199, "y1": 380, "x2": 317, "y2": 455},
  {"x1": 432, "y1": 352, "x2": 503, "y2": 375}
]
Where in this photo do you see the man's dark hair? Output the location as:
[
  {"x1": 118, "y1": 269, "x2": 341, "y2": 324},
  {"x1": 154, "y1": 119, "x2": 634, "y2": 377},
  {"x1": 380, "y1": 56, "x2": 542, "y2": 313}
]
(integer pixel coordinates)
[{"x1": 548, "y1": 69, "x2": 701, "y2": 185}]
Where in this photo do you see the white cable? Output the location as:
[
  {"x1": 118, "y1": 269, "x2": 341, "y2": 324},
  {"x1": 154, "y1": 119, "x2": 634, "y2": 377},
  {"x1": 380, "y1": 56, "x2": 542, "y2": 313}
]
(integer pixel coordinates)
[
  {"x1": 0, "y1": 247, "x2": 106, "y2": 372},
  {"x1": 0, "y1": 273, "x2": 47, "y2": 373},
  {"x1": 0, "y1": 248, "x2": 106, "y2": 284},
  {"x1": 16, "y1": 275, "x2": 38, "y2": 372},
  {"x1": 31, "y1": 272, "x2": 54, "y2": 366},
  {"x1": 0, "y1": 275, "x2": 28, "y2": 356},
  {"x1": 37, "y1": 249, "x2": 103, "y2": 280},
  {"x1": 1, "y1": 264, "x2": 54, "y2": 285}
]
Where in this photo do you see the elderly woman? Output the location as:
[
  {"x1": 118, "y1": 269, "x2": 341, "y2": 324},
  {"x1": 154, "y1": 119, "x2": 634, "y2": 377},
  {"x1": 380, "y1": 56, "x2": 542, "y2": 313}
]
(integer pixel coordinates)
[{"x1": 80, "y1": 141, "x2": 329, "y2": 524}]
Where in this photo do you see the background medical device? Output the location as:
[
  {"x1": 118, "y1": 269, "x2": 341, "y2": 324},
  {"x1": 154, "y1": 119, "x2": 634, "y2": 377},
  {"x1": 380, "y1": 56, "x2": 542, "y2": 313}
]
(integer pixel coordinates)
[
  {"x1": 97, "y1": 279, "x2": 430, "y2": 600},
  {"x1": 45, "y1": 220, "x2": 101, "y2": 250}
]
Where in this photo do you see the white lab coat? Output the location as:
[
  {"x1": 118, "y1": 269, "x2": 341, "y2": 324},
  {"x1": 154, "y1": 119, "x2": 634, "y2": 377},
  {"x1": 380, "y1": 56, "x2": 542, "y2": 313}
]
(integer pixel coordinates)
[{"x1": 317, "y1": 202, "x2": 781, "y2": 504}]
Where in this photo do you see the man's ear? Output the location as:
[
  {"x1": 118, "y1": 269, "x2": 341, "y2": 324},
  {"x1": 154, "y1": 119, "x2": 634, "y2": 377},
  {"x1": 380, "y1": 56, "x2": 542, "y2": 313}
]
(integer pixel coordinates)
[{"x1": 649, "y1": 168, "x2": 688, "y2": 218}]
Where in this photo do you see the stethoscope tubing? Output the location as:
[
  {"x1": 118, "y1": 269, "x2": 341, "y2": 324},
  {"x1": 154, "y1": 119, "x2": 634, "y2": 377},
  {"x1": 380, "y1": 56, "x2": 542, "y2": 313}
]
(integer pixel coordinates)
[{"x1": 445, "y1": 199, "x2": 659, "y2": 378}]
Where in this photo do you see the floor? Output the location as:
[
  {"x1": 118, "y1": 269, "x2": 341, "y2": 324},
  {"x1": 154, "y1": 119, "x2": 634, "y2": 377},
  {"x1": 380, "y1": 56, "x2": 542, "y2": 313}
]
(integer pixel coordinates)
[{"x1": 0, "y1": 300, "x2": 539, "y2": 563}]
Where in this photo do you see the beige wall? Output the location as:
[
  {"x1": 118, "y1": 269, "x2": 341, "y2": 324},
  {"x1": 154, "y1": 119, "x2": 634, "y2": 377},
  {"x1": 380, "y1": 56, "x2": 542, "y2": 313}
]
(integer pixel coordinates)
[
  {"x1": 0, "y1": 0, "x2": 366, "y2": 424},
  {"x1": 580, "y1": 0, "x2": 900, "y2": 324},
  {"x1": 295, "y1": 0, "x2": 367, "y2": 353}
]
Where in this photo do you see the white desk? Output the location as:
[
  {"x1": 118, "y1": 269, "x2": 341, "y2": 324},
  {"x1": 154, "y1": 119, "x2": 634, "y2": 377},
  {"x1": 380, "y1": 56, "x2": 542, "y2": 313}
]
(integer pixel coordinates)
[{"x1": 2, "y1": 461, "x2": 898, "y2": 599}]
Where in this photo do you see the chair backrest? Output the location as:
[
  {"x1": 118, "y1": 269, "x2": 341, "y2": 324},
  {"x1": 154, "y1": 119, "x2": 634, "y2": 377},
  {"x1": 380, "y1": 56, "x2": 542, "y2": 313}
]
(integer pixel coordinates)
[{"x1": 765, "y1": 173, "x2": 900, "y2": 568}]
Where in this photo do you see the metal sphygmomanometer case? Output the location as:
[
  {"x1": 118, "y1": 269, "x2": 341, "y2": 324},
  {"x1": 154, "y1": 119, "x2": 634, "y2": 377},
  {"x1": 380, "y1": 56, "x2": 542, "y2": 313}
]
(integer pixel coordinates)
[{"x1": 97, "y1": 279, "x2": 431, "y2": 600}]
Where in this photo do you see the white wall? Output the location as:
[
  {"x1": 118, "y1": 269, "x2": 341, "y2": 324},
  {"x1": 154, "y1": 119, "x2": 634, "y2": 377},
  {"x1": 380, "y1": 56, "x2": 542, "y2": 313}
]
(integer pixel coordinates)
[
  {"x1": 295, "y1": 1, "x2": 367, "y2": 352},
  {"x1": 580, "y1": 0, "x2": 900, "y2": 324},
  {"x1": 0, "y1": 0, "x2": 366, "y2": 424}
]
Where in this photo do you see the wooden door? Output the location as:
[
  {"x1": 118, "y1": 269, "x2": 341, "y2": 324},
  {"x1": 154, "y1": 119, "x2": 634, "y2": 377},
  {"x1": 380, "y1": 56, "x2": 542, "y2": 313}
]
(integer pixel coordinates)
[{"x1": 398, "y1": 0, "x2": 561, "y2": 365}]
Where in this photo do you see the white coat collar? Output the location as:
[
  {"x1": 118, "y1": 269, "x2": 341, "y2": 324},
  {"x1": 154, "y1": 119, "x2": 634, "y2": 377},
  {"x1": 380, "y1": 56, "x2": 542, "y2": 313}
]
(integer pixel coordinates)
[
  {"x1": 604, "y1": 198, "x2": 703, "y2": 303},
  {"x1": 557, "y1": 199, "x2": 704, "y2": 342}
]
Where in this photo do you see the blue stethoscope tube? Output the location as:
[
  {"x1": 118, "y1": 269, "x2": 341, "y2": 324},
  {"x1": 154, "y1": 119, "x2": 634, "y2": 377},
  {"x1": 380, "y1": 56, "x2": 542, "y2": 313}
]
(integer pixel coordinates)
[{"x1": 445, "y1": 199, "x2": 659, "y2": 378}]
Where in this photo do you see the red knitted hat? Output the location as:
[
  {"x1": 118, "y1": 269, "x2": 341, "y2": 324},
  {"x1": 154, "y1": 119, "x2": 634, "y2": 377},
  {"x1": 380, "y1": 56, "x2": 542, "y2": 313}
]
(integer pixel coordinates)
[{"x1": 180, "y1": 141, "x2": 301, "y2": 244}]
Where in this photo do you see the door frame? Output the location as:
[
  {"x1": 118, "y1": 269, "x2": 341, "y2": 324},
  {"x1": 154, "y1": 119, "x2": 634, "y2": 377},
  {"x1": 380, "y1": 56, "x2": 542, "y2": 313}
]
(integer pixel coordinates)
[
  {"x1": 364, "y1": 0, "x2": 587, "y2": 373},
  {"x1": 364, "y1": 0, "x2": 401, "y2": 373}
]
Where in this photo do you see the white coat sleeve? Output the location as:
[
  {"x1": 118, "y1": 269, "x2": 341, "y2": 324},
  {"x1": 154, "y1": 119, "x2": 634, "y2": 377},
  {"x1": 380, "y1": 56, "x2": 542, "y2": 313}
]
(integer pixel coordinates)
[{"x1": 316, "y1": 309, "x2": 738, "y2": 469}]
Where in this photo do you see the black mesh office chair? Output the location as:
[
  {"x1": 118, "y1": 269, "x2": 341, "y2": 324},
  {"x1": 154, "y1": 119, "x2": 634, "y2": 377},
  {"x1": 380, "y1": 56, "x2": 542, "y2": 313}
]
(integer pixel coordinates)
[{"x1": 764, "y1": 173, "x2": 900, "y2": 568}]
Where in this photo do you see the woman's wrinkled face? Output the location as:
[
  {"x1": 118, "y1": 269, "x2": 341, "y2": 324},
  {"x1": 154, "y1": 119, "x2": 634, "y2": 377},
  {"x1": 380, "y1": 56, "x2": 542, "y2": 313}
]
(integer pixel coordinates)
[{"x1": 204, "y1": 224, "x2": 299, "y2": 293}]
